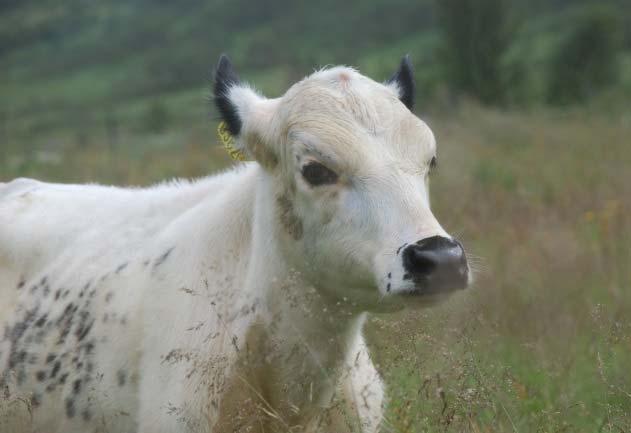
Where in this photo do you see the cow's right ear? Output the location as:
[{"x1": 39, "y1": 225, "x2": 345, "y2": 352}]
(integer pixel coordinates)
[
  {"x1": 213, "y1": 54, "x2": 279, "y2": 168},
  {"x1": 385, "y1": 55, "x2": 415, "y2": 111}
]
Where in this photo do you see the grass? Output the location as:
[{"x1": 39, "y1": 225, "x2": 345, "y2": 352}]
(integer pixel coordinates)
[
  {"x1": 369, "y1": 106, "x2": 631, "y2": 432},
  {"x1": 1, "y1": 104, "x2": 630, "y2": 432}
]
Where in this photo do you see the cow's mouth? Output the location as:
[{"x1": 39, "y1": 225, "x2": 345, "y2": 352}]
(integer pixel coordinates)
[
  {"x1": 384, "y1": 267, "x2": 469, "y2": 309},
  {"x1": 403, "y1": 269, "x2": 469, "y2": 296}
]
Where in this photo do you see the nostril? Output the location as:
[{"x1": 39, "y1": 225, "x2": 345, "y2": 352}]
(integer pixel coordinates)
[{"x1": 402, "y1": 245, "x2": 438, "y2": 277}]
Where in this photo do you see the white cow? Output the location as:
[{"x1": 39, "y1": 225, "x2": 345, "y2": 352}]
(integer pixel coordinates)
[{"x1": 0, "y1": 55, "x2": 469, "y2": 433}]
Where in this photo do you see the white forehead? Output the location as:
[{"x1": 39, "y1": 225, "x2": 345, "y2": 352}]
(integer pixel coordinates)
[{"x1": 276, "y1": 66, "x2": 436, "y2": 168}]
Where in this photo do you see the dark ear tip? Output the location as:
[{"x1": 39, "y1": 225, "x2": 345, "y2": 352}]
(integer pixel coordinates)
[
  {"x1": 213, "y1": 53, "x2": 242, "y2": 136},
  {"x1": 215, "y1": 54, "x2": 237, "y2": 84},
  {"x1": 216, "y1": 54, "x2": 232, "y2": 73},
  {"x1": 214, "y1": 53, "x2": 240, "y2": 95},
  {"x1": 387, "y1": 54, "x2": 415, "y2": 111},
  {"x1": 401, "y1": 54, "x2": 413, "y2": 72}
]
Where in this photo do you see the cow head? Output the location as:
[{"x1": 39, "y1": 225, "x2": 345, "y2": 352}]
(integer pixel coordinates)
[{"x1": 214, "y1": 55, "x2": 470, "y2": 311}]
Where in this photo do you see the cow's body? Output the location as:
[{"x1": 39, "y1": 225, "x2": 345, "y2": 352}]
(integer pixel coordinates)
[
  {"x1": 0, "y1": 167, "x2": 382, "y2": 433},
  {"x1": 0, "y1": 56, "x2": 470, "y2": 432}
]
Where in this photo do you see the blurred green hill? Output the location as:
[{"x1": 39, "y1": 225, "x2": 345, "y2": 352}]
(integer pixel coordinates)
[{"x1": 0, "y1": 0, "x2": 630, "y2": 155}]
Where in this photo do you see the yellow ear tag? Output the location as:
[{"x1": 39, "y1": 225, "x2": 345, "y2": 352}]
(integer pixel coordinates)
[{"x1": 217, "y1": 121, "x2": 247, "y2": 161}]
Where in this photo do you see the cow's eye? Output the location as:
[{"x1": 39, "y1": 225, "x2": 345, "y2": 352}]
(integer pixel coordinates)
[
  {"x1": 301, "y1": 161, "x2": 338, "y2": 186},
  {"x1": 429, "y1": 156, "x2": 437, "y2": 173}
]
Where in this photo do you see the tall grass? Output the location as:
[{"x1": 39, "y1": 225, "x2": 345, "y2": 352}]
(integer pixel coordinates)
[{"x1": 370, "y1": 105, "x2": 631, "y2": 432}]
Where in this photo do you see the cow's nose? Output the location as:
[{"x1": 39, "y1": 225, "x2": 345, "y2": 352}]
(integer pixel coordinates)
[{"x1": 402, "y1": 236, "x2": 468, "y2": 292}]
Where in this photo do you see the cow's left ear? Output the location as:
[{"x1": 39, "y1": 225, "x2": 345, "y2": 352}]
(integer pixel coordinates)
[
  {"x1": 214, "y1": 54, "x2": 279, "y2": 168},
  {"x1": 385, "y1": 55, "x2": 415, "y2": 111}
]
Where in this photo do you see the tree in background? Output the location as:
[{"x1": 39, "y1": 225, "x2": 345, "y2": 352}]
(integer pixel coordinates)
[
  {"x1": 436, "y1": 0, "x2": 510, "y2": 105},
  {"x1": 547, "y1": 5, "x2": 622, "y2": 105}
]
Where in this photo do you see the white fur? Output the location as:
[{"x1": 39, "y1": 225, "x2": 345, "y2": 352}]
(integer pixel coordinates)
[{"x1": 0, "y1": 65, "x2": 457, "y2": 432}]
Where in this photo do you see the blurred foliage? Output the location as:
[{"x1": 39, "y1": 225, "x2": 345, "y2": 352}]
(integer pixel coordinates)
[
  {"x1": 142, "y1": 100, "x2": 170, "y2": 133},
  {"x1": 547, "y1": 5, "x2": 623, "y2": 105},
  {"x1": 0, "y1": 0, "x2": 629, "y2": 153},
  {"x1": 436, "y1": 0, "x2": 510, "y2": 105}
]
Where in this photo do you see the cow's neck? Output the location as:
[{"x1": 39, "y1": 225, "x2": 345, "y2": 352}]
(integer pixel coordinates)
[{"x1": 243, "y1": 168, "x2": 364, "y2": 414}]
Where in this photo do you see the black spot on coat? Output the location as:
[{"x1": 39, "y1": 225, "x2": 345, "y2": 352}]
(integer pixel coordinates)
[
  {"x1": 81, "y1": 408, "x2": 92, "y2": 421},
  {"x1": 58, "y1": 373, "x2": 69, "y2": 385},
  {"x1": 65, "y1": 398, "x2": 75, "y2": 418},
  {"x1": 35, "y1": 314, "x2": 48, "y2": 328},
  {"x1": 76, "y1": 319, "x2": 94, "y2": 342},
  {"x1": 117, "y1": 370, "x2": 126, "y2": 387},
  {"x1": 153, "y1": 247, "x2": 175, "y2": 269},
  {"x1": 84, "y1": 341, "x2": 95, "y2": 354},
  {"x1": 51, "y1": 361, "x2": 61, "y2": 378}
]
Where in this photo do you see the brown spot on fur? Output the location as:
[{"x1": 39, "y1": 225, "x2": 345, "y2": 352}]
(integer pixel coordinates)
[{"x1": 276, "y1": 193, "x2": 303, "y2": 240}]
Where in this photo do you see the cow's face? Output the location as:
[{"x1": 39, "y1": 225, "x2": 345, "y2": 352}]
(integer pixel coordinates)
[{"x1": 214, "y1": 55, "x2": 470, "y2": 311}]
